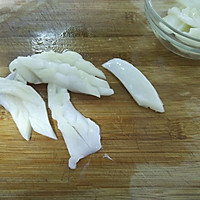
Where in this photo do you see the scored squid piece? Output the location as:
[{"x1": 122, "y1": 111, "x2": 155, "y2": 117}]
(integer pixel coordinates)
[
  {"x1": 32, "y1": 50, "x2": 106, "y2": 79},
  {"x1": 7, "y1": 51, "x2": 113, "y2": 169},
  {"x1": 9, "y1": 56, "x2": 114, "y2": 98},
  {"x1": 0, "y1": 94, "x2": 32, "y2": 141},
  {"x1": 0, "y1": 78, "x2": 57, "y2": 140},
  {"x1": 48, "y1": 83, "x2": 102, "y2": 169}
]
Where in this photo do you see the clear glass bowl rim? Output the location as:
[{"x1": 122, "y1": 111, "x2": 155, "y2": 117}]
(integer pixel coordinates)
[{"x1": 145, "y1": 0, "x2": 200, "y2": 43}]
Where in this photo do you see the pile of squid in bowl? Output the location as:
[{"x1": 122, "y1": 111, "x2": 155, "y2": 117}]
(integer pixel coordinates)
[
  {"x1": 0, "y1": 50, "x2": 164, "y2": 169},
  {"x1": 145, "y1": 0, "x2": 200, "y2": 59}
]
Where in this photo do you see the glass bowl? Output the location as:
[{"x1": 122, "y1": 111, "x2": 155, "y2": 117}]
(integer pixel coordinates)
[{"x1": 144, "y1": 0, "x2": 200, "y2": 60}]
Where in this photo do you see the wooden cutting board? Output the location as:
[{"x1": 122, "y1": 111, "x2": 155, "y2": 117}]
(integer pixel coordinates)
[{"x1": 0, "y1": 0, "x2": 200, "y2": 199}]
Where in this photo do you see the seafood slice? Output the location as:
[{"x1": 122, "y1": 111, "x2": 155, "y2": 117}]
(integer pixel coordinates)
[
  {"x1": 0, "y1": 94, "x2": 32, "y2": 140},
  {"x1": 0, "y1": 78, "x2": 57, "y2": 140},
  {"x1": 32, "y1": 50, "x2": 106, "y2": 79},
  {"x1": 48, "y1": 84, "x2": 101, "y2": 169},
  {"x1": 176, "y1": 0, "x2": 200, "y2": 9},
  {"x1": 178, "y1": 8, "x2": 200, "y2": 28},
  {"x1": 161, "y1": 7, "x2": 190, "y2": 33},
  {"x1": 102, "y1": 58, "x2": 164, "y2": 112},
  {"x1": 9, "y1": 56, "x2": 114, "y2": 97}
]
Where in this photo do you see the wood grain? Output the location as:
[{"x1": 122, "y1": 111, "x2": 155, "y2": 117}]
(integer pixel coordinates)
[{"x1": 0, "y1": 0, "x2": 200, "y2": 199}]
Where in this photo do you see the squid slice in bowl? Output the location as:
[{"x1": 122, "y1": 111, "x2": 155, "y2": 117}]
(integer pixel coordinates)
[
  {"x1": 102, "y1": 58, "x2": 164, "y2": 113},
  {"x1": 176, "y1": 0, "x2": 200, "y2": 9}
]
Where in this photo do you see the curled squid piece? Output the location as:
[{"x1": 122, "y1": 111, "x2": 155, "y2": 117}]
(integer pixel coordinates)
[
  {"x1": 0, "y1": 78, "x2": 57, "y2": 140},
  {"x1": 9, "y1": 56, "x2": 114, "y2": 98},
  {"x1": 48, "y1": 84, "x2": 101, "y2": 169},
  {"x1": 102, "y1": 58, "x2": 164, "y2": 113}
]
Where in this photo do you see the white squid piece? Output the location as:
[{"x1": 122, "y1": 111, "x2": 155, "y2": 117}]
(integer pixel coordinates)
[
  {"x1": 9, "y1": 56, "x2": 114, "y2": 97},
  {"x1": 162, "y1": 7, "x2": 190, "y2": 33},
  {"x1": 0, "y1": 94, "x2": 32, "y2": 140},
  {"x1": 176, "y1": 0, "x2": 200, "y2": 9},
  {"x1": 32, "y1": 50, "x2": 106, "y2": 79},
  {"x1": 178, "y1": 7, "x2": 200, "y2": 28},
  {"x1": 48, "y1": 84, "x2": 101, "y2": 169},
  {"x1": 0, "y1": 78, "x2": 57, "y2": 140},
  {"x1": 160, "y1": 1, "x2": 200, "y2": 44},
  {"x1": 102, "y1": 59, "x2": 164, "y2": 113}
]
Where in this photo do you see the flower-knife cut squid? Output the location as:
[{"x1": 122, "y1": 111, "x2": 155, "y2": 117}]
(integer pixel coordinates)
[
  {"x1": 48, "y1": 84, "x2": 101, "y2": 169},
  {"x1": 0, "y1": 78, "x2": 57, "y2": 140}
]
